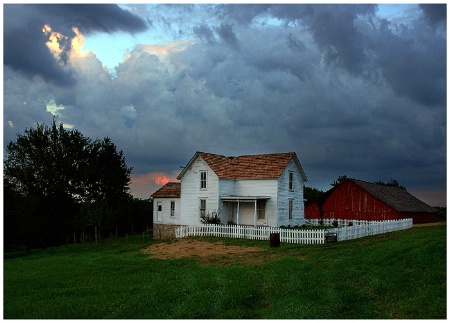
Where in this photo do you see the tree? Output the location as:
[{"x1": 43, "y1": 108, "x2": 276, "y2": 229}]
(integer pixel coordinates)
[
  {"x1": 4, "y1": 179, "x2": 36, "y2": 251},
  {"x1": 86, "y1": 137, "x2": 133, "y2": 206},
  {"x1": 116, "y1": 198, "x2": 153, "y2": 235},
  {"x1": 374, "y1": 179, "x2": 406, "y2": 190},
  {"x1": 331, "y1": 175, "x2": 348, "y2": 187},
  {"x1": 4, "y1": 119, "x2": 132, "y2": 248},
  {"x1": 304, "y1": 186, "x2": 324, "y2": 205}
]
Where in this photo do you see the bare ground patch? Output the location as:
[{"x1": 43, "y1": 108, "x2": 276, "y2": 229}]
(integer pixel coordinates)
[{"x1": 142, "y1": 239, "x2": 270, "y2": 265}]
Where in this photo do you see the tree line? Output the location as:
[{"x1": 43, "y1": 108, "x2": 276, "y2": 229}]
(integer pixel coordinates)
[{"x1": 4, "y1": 120, "x2": 152, "y2": 251}]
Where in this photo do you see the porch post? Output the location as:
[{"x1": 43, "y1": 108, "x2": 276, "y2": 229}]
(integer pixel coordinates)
[{"x1": 254, "y1": 199, "x2": 257, "y2": 227}]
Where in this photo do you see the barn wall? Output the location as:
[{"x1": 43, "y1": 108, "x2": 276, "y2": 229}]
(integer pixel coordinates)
[
  {"x1": 402, "y1": 212, "x2": 439, "y2": 223},
  {"x1": 305, "y1": 202, "x2": 320, "y2": 219},
  {"x1": 305, "y1": 181, "x2": 401, "y2": 221}
]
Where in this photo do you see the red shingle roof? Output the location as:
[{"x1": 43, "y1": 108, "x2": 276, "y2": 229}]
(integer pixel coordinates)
[
  {"x1": 151, "y1": 182, "x2": 181, "y2": 198},
  {"x1": 180, "y1": 151, "x2": 306, "y2": 179},
  {"x1": 153, "y1": 152, "x2": 307, "y2": 197}
]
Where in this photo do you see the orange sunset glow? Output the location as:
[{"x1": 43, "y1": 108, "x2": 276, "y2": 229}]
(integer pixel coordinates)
[{"x1": 129, "y1": 172, "x2": 179, "y2": 199}]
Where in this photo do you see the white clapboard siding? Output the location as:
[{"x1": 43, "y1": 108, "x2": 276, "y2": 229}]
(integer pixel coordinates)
[
  {"x1": 277, "y1": 159, "x2": 306, "y2": 227},
  {"x1": 179, "y1": 156, "x2": 220, "y2": 225}
]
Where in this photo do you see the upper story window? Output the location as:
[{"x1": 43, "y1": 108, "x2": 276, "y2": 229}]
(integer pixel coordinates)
[
  {"x1": 200, "y1": 171, "x2": 207, "y2": 189},
  {"x1": 289, "y1": 172, "x2": 294, "y2": 191}
]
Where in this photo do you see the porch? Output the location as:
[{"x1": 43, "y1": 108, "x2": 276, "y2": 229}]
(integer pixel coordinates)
[{"x1": 220, "y1": 195, "x2": 270, "y2": 226}]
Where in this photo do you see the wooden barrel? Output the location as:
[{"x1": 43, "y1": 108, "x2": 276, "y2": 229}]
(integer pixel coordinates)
[{"x1": 270, "y1": 232, "x2": 280, "y2": 248}]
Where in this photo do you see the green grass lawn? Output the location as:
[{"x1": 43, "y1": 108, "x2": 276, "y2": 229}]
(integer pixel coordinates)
[{"x1": 4, "y1": 225, "x2": 446, "y2": 319}]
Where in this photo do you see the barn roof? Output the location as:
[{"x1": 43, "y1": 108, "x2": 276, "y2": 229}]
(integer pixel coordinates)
[
  {"x1": 177, "y1": 151, "x2": 308, "y2": 181},
  {"x1": 350, "y1": 179, "x2": 437, "y2": 213},
  {"x1": 151, "y1": 182, "x2": 181, "y2": 198}
]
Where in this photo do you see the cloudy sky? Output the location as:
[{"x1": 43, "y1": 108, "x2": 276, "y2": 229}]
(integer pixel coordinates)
[{"x1": 3, "y1": 3, "x2": 447, "y2": 206}]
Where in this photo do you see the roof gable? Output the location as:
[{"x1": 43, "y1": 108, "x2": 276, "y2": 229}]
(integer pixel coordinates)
[
  {"x1": 151, "y1": 182, "x2": 181, "y2": 198},
  {"x1": 350, "y1": 179, "x2": 437, "y2": 213},
  {"x1": 177, "y1": 151, "x2": 307, "y2": 180}
]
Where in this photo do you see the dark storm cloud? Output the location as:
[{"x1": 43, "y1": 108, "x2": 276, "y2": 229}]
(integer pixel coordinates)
[
  {"x1": 244, "y1": 4, "x2": 446, "y2": 108},
  {"x1": 301, "y1": 6, "x2": 375, "y2": 75},
  {"x1": 36, "y1": 4, "x2": 149, "y2": 35},
  {"x1": 193, "y1": 24, "x2": 216, "y2": 44},
  {"x1": 371, "y1": 18, "x2": 446, "y2": 107},
  {"x1": 3, "y1": 4, "x2": 148, "y2": 87},
  {"x1": 3, "y1": 5, "x2": 77, "y2": 86},
  {"x1": 214, "y1": 4, "x2": 271, "y2": 24},
  {"x1": 420, "y1": 4, "x2": 446, "y2": 26},
  {"x1": 3, "y1": 4, "x2": 446, "y2": 205},
  {"x1": 215, "y1": 23, "x2": 240, "y2": 50},
  {"x1": 268, "y1": 5, "x2": 377, "y2": 76}
]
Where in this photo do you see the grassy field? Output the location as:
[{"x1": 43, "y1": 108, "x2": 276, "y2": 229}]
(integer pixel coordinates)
[{"x1": 4, "y1": 224, "x2": 446, "y2": 319}]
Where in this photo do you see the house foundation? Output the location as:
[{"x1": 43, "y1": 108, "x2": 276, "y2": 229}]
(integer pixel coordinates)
[{"x1": 153, "y1": 223, "x2": 179, "y2": 240}]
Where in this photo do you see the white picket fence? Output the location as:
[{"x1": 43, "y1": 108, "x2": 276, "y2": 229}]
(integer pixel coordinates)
[
  {"x1": 325, "y1": 218, "x2": 413, "y2": 241},
  {"x1": 176, "y1": 224, "x2": 325, "y2": 244},
  {"x1": 175, "y1": 218, "x2": 413, "y2": 244}
]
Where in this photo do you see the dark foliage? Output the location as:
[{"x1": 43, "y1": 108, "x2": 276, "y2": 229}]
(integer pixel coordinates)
[
  {"x1": 434, "y1": 207, "x2": 446, "y2": 221},
  {"x1": 331, "y1": 175, "x2": 348, "y2": 187},
  {"x1": 373, "y1": 179, "x2": 406, "y2": 190},
  {"x1": 304, "y1": 186, "x2": 324, "y2": 205},
  {"x1": 3, "y1": 119, "x2": 148, "y2": 251}
]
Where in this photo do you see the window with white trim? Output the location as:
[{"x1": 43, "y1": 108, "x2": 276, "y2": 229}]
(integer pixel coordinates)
[
  {"x1": 200, "y1": 199, "x2": 206, "y2": 218},
  {"x1": 200, "y1": 171, "x2": 207, "y2": 189},
  {"x1": 289, "y1": 199, "x2": 294, "y2": 220},
  {"x1": 257, "y1": 200, "x2": 266, "y2": 220},
  {"x1": 170, "y1": 201, "x2": 175, "y2": 217},
  {"x1": 289, "y1": 172, "x2": 294, "y2": 191}
]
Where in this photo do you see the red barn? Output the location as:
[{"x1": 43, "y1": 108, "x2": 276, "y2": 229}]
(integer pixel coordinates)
[{"x1": 305, "y1": 179, "x2": 439, "y2": 224}]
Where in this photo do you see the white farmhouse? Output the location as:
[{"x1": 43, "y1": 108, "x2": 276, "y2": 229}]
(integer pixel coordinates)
[{"x1": 151, "y1": 151, "x2": 308, "y2": 238}]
